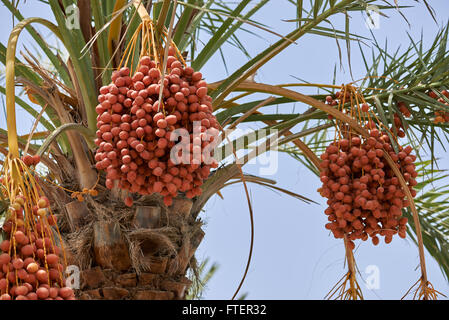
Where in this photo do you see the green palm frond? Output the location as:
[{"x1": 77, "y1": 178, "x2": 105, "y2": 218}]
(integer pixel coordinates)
[
  {"x1": 2, "y1": 0, "x2": 449, "y2": 293},
  {"x1": 404, "y1": 161, "x2": 449, "y2": 281}
]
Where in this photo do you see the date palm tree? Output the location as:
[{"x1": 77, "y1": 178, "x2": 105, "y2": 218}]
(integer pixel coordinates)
[{"x1": 0, "y1": 0, "x2": 448, "y2": 300}]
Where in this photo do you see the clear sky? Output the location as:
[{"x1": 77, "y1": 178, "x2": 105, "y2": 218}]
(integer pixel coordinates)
[{"x1": 1, "y1": 0, "x2": 449, "y2": 300}]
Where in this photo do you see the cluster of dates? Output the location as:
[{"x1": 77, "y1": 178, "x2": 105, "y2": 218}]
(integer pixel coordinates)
[
  {"x1": 94, "y1": 48, "x2": 220, "y2": 206},
  {"x1": 0, "y1": 196, "x2": 74, "y2": 300},
  {"x1": 319, "y1": 127, "x2": 416, "y2": 249}
]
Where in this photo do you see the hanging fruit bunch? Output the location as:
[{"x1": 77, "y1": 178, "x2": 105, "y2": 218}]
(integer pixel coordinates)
[
  {"x1": 397, "y1": 101, "x2": 411, "y2": 118},
  {"x1": 326, "y1": 93, "x2": 411, "y2": 138},
  {"x1": 94, "y1": 18, "x2": 220, "y2": 207},
  {"x1": 427, "y1": 90, "x2": 449, "y2": 124},
  {"x1": 0, "y1": 156, "x2": 74, "y2": 300},
  {"x1": 318, "y1": 85, "x2": 417, "y2": 250},
  {"x1": 391, "y1": 101, "x2": 412, "y2": 138}
]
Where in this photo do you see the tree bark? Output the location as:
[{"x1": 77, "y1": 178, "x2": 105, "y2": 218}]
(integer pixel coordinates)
[{"x1": 46, "y1": 183, "x2": 203, "y2": 300}]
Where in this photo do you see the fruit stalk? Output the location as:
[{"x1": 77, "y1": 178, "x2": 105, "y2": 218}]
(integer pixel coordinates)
[{"x1": 344, "y1": 235, "x2": 357, "y2": 299}]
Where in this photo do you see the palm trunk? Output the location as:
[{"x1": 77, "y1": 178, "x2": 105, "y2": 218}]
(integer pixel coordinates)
[{"x1": 43, "y1": 181, "x2": 204, "y2": 300}]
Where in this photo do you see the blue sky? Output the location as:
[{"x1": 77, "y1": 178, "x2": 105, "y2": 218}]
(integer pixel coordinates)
[{"x1": 1, "y1": 1, "x2": 449, "y2": 300}]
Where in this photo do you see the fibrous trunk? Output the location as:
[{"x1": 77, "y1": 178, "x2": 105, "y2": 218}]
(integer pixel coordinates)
[{"x1": 42, "y1": 181, "x2": 204, "y2": 300}]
